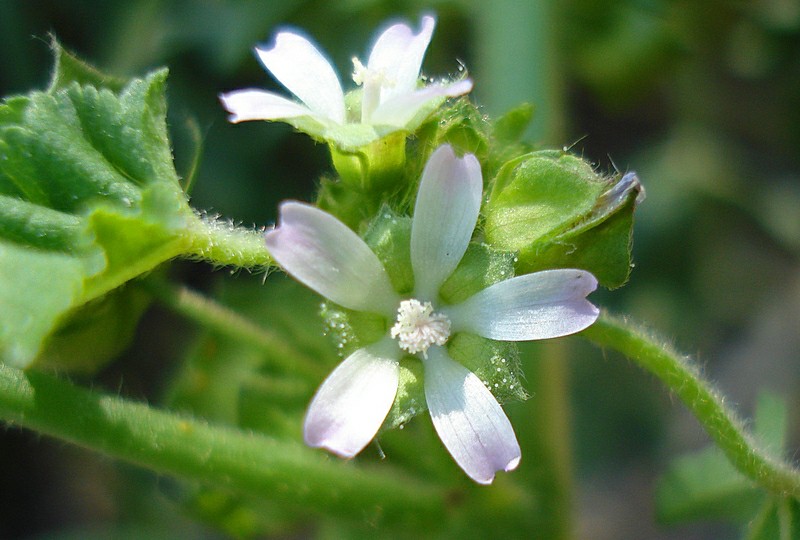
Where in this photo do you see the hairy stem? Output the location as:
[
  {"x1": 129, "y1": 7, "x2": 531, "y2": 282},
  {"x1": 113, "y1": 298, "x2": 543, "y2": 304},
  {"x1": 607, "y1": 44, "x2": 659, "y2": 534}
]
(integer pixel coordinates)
[
  {"x1": 186, "y1": 213, "x2": 272, "y2": 269},
  {"x1": 142, "y1": 279, "x2": 324, "y2": 379},
  {"x1": 581, "y1": 312, "x2": 800, "y2": 496},
  {"x1": 0, "y1": 363, "x2": 446, "y2": 527}
]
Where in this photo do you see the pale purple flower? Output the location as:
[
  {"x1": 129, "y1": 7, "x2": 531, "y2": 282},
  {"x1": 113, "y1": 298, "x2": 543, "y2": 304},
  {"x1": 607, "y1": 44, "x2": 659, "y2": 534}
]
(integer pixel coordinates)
[
  {"x1": 220, "y1": 15, "x2": 472, "y2": 150},
  {"x1": 265, "y1": 145, "x2": 599, "y2": 484}
]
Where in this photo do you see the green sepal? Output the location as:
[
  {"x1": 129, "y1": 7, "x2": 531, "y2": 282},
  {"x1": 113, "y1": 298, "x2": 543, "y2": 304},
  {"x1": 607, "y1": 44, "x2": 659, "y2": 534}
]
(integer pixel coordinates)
[
  {"x1": 417, "y1": 97, "x2": 491, "y2": 165},
  {"x1": 439, "y1": 243, "x2": 518, "y2": 304},
  {"x1": 493, "y1": 103, "x2": 535, "y2": 144},
  {"x1": 484, "y1": 151, "x2": 643, "y2": 288},
  {"x1": 362, "y1": 210, "x2": 413, "y2": 295},
  {"x1": 448, "y1": 333, "x2": 527, "y2": 405},
  {"x1": 330, "y1": 133, "x2": 407, "y2": 192},
  {"x1": 316, "y1": 175, "x2": 374, "y2": 231},
  {"x1": 0, "y1": 50, "x2": 195, "y2": 369},
  {"x1": 487, "y1": 103, "x2": 536, "y2": 174}
]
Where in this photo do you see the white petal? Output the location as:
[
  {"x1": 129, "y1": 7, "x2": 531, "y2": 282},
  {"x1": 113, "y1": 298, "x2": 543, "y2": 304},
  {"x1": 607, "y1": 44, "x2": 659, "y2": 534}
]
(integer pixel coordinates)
[
  {"x1": 256, "y1": 32, "x2": 345, "y2": 124},
  {"x1": 411, "y1": 144, "x2": 482, "y2": 301},
  {"x1": 219, "y1": 89, "x2": 316, "y2": 123},
  {"x1": 367, "y1": 15, "x2": 435, "y2": 100},
  {"x1": 304, "y1": 341, "x2": 400, "y2": 458},
  {"x1": 369, "y1": 79, "x2": 473, "y2": 127},
  {"x1": 265, "y1": 202, "x2": 399, "y2": 315},
  {"x1": 444, "y1": 270, "x2": 600, "y2": 340},
  {"x1": 423, "y1": 347, "x2": 520, "y2": 484}
]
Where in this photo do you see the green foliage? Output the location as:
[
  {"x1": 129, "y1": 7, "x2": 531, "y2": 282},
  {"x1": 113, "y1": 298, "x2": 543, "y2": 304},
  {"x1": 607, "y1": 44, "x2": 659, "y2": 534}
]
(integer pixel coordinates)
[
  {"x1": 746, "y1": 498, "x2": 800, "y2": 540},
  {"x1": 0, "y1": 48, "x2": 197, "y2": 369},
  {"x1": 657, "y1": 392, "x2": 796, "y2": 533},
  {"x1": 48, "y1": 39, "x2": 128, "y2": 93},
  {"x1": 0, "y1": 44, "x2": 270, "y2": 371},
  {"x1": 167, "y1": 277, "x2": 329, "y2": 432},
  {"x1": 2, "y1": 3, "x2": 797, "y2": 538}
]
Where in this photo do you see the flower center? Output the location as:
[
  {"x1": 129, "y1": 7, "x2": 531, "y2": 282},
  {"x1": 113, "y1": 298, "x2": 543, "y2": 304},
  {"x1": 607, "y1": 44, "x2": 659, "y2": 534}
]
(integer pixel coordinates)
[
  {"x1": 390, "y1": 299, "x2": 451, "y2": 357},
  {"x1": 351, "y1": 58, "x2": 394, "y2": 88},
  {"x1": 352, "y1": 57, "x2": 396, "y2": 123}
]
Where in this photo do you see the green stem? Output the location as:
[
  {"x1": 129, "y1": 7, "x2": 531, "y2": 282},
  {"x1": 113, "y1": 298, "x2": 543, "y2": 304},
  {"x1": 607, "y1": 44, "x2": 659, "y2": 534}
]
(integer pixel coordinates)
[
  {"x1": 535, "y1": 341, "x2": 573, "y2": 539},
  {"x1": 475, "y1": 2, "x2": 574, "y2": 535},
  {"x1": 142, "y1": 279, "x2": 323, "y2": 379},
  {"x1": 514, "y1": 341, "x2": 574, "y2": 538},
  {"x1": 581, "y1": 312, "x2": 800, "y2": 496},
  {"x1": 0, "y1": 363, "x2": 446, "y2": 527},
  {"x1": 185, "y1": 212, "x2": 272, "y2": 269}
]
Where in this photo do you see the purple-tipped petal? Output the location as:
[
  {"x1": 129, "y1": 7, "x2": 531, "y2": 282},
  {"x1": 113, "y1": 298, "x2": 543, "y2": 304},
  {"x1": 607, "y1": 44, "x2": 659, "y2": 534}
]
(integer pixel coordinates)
[
  {"x1": 219, "y1": 89, "x2": 315, "y2": 123},
  {"x1": 423, "y1": 347, "x2": 520, "y2": 484},
  {"x1": 367, "y1": 15, "x2": 436, "y2": 100},
  {"x1": 256, "y1": 32, "x2": 345, "y2": 124},
  {"x1": 444, "y1": 269, "x2": 600, "y2": 340},
  {"x1": 411, "y1": 145, "x2": 483, "y2": 301},
  {"x1": 265, "y1": 202, "x2": 399, "y2": 315},
  {"x1": 370, "y1": 79, "x2": 473, "y2": 127},
  {"x1": 304, "y1": 340, "x2": 400, "y2": 458}
]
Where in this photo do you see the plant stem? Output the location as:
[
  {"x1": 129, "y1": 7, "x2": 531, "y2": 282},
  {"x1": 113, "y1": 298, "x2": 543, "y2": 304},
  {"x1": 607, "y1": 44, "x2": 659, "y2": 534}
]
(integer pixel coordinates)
[
  {"x1": 516, "y1": 340, "x2": 574, "y2": 539},
  {"x1": 186, "y1": 212, "x2": 272, "y2": 269},
  {"x1": 537, "y1": 340, "x2": 574, "y2": 538},
  {"x1": 0, "y1": 363, "x2": 446, "y2": 527},
  {"x1": 581, "y1": 311, "x2": 800, "y2": 497},
  {"x1": 142, "y1": 279, "x2": 323, "y2": 379}
]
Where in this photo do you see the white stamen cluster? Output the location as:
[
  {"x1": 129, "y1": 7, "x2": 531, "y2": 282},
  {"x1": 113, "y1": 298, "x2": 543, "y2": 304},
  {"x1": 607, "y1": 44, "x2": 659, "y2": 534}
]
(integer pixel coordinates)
[
  {"x1": 390, "y1": 299, "x2": 451, "y2": 356},
  {"x1": 351, "y1": 57, "x2": 394, "y2": 88}
]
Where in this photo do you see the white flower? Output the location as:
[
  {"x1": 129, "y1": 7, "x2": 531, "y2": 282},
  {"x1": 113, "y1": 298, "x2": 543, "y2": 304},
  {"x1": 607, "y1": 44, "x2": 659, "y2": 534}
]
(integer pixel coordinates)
[
  {"x1": 220, "y1": 15, "x2": 472, "y2": 151},
  {"x1": 265, "y1": 145, "x2": 600, "y2": 484}
]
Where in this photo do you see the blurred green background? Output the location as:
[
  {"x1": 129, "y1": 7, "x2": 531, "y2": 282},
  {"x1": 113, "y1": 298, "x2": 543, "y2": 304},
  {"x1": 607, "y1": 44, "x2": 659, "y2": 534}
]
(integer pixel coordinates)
[{"x1": 1, "y1": 0, "x2": 799, "y2": 538}]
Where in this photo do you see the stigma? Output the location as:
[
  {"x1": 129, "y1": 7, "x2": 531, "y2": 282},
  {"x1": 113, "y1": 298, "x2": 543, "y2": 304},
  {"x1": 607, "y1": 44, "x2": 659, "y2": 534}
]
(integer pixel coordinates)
[{"x1": 390, "y1": 299, "x2": 451, "y2": 357}]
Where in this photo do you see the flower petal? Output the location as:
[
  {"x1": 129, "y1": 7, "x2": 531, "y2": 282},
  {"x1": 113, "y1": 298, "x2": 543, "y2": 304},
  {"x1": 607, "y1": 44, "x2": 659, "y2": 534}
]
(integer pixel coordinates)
[
  {"x1": 423, "y1": 346, "x2": 520, "y2": 484},
  {"x1": 411, "y1": 144, "x2": 482, "y2": 301},
  {"x1": 256, "y1": 32, "x2": 345, "y2": 124},
  {"x1": 265, "y1": 202, "x2": 399, "y2": 315},
  {"x1": 367, "y1": 15, "x2": 435, "y2": 100},
  {"x1": 369, "y1": 79, "x2": 473, "y2": 127},
  {"x1": 444, "y1": 269, "x2": 600, "y2": 340},
  {"x1": 367, "y1": 15, "x2": 436, "y2": 101},
  {"x1": 219, "y1": 89, "x2": 316, "y2": 123},
  {"x1": 304, "y1": 340, "x2": 400, "y2": 458}
]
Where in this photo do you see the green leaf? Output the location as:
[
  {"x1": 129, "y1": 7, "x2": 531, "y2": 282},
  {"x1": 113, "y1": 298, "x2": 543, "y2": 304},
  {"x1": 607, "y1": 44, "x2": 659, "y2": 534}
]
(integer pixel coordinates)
[
  {"x1": 35, "y1": 284, "x2": 151, "y2": 374},
  {"x1": 484, "y1": 152, "x2": 643, "y2": 288},
  {"x1": 0, "y1": 57, "x2": 194, "y2": 369},
  {"x1": 754, "y1": 391, "x2": 788, "y2": 453},
  {"x1": 48, "y1": 39, "x2": 128, "y2": 93},
  {"x1": 656, "y1": 392, "x2": 790, "y2": 526},
  {"x1": 746, "y1": 497, "x2": 800, "y2": 540},
  {"x1": 656, "y1": 445, "x2": 764, "y2": 524}
]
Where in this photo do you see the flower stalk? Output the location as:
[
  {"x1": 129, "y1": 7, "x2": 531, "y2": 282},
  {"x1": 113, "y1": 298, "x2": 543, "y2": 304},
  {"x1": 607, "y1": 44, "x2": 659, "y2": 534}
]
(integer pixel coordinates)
[{"x1": 580, "y1": 311, "x2": 800, "y2": 497}]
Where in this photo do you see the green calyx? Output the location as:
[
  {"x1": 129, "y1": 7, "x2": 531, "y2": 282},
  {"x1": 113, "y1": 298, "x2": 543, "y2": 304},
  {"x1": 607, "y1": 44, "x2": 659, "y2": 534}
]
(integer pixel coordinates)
[
  {"x1": 329, "y1": 133, "x2": 407, "y2": 192},
  {"x1": 485, "y1": 150, "x2": 643, "y2": 289}
]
